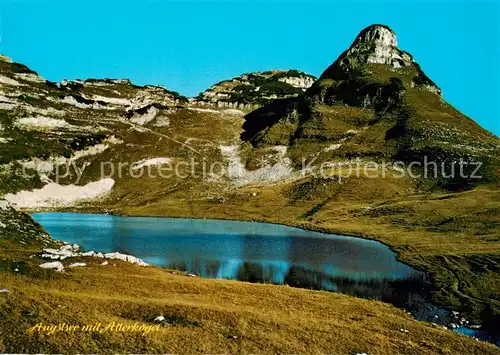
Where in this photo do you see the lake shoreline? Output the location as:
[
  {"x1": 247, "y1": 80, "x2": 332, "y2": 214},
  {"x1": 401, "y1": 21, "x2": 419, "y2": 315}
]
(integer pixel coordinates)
[{"x1": 30, "y1": 210, "x2": 498, "y2": 345}]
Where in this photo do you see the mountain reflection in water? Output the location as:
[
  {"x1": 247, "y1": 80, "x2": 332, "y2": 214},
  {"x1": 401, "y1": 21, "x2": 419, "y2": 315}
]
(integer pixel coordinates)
[
  {"x1": 31, "y1": 212, "x2": 500, "y2": 345},
  {"x1": 32, "y1": 213, "x2": 426, "y2": 304}
]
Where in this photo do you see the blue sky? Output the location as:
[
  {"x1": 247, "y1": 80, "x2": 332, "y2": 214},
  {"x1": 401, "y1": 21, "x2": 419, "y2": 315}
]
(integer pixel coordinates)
[{"x1": 1, "y1": 0, "x2": 499, "y2": 134}]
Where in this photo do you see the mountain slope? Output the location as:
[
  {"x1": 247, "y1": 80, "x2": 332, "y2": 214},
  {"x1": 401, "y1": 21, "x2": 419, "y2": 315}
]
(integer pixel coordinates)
[
  {"x1": 241, "y1": 25, "x2": 499, "y2": 190},
  {"x1": 0, "y1": 55, "x2": 244, "y2": 202}
]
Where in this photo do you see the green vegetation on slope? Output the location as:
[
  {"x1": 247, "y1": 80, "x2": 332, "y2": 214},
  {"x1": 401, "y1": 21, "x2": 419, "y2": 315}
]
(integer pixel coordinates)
[{"x1": 1, "y1": 23, "x2": 500, "y2": 352}]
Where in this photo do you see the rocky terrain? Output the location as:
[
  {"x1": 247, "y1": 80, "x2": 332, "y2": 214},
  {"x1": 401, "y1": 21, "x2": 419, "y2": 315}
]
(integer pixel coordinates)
[
  {"x1": 193, "y1": 69, "x2": 316, "y2": 108},
  {"x1": 0, "y1": 24, "x2": 499, "y2": 352}
]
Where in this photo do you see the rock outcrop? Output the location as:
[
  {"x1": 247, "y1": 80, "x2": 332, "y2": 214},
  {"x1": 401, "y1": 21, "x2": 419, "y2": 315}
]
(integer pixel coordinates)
[
  {"x1": 0, "y1": 199, "x2": 53, "y2": 247},
  {"x1": 317, "y1": 24, "x2": 442, "y2": 99},
  {"x1": 193, "y1": 70, "x2": 316, "y2": 108},
  {"x1": 40, "y1": 244, "x2": 149, "y2": 266},
  {"x1": 277, "y1": 75, "x2": 316, "y2": 90},
  {"x1": 241, "y1": 24, "x2": 499, "y2": 190},
  {"x1": 336, "y1": 25, "x2": 413, "y2": 70},
  {"x1": 39, "y1": 261, "x2": 64, "y2": 272}
]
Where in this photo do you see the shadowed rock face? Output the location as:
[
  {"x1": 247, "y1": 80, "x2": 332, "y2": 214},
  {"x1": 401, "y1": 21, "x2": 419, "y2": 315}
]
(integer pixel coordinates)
[
  {"x1": 354, "y1": 24, "x2": 397, "y2": 47},
  {"x1": 241, "y1": 24, "x2": 444, "y2": 125}
]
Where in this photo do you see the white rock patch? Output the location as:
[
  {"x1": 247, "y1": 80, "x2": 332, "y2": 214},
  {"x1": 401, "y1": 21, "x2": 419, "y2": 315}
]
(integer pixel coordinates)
[
  {"x1": 4, "y1": 178, "x2": 115, "y2": 208},
  {"x1": 0, "y1": 94, "x2": 65, "y2": 116},
  {"x1": 153, "y1": 116, "x2": 170, "y2": 127},
  {"x1": 104, "y1": 252, "x2": 149, "y2": 266},
  {"x1": 188, "y1": 107, "x2": 219, "y2": 113},
  {"x1": 13, "y1": 73, "x2": 46, "y2": 83},
  {"x1": 74, "y1": 144, "x2": 110, "y2": 160},
  {"x1": 0, "y1": 94, "x2": 16, "y2": 103},
  {"x1": 15, "y1": 116, "x2": 70, "y2": 129},
  {"x1": 0, "y1": 103, "x2": 16, "y2": 110},
  {"x1": 105, "y1": 136, "x2": 124, "y2": 145},
  {"x1": 222, "y1": 109, "x2": 244, "y2": 117},
  {"x1": 92, "y1": 95, "x2": 132, "y2": 106},
  {"x1": 324, "y1": 144, "x2": 342, "y2": 152},
  {"x1": 132, "y1": 157, "x2": 171, "y2": 170},
  {"x1": 62, "y1": 244, "x2": 80, "y2": 252},
  {"x1": 60, "y1": 96, "x2": 91, "y2": 109},
  {"x1": 220, "y1": 145, "x2": 293, "y2": 186},
  {"x1": 40, "y1": 245, "x2": 148, "y2": 266},
  {"x1": 0, "y1": 75, "x2": 22, "y2": 86},
  {"x1": 59, "y1": 96, "x2": 115, "y2": 111},
  {"x1": 25, "y1": 105, "x2": 66, "y2": 117},
  {"x1": 0, "y1": 200, "x2": 11, "y2": 210},
  {"x1": 69, "y1": 263, "x2": 87, "y2": 268},
  {"x1": 278, "y1": 76, "x2": 315, "y2": 90},
  {"x1": 129, "y1": 106, "x2": 158, "y2": 125}
]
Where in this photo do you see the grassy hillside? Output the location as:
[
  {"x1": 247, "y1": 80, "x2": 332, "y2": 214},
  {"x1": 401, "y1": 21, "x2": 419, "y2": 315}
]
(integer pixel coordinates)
[{"x1": 0, "y1": 209, "x2": 497, "y2": 354}]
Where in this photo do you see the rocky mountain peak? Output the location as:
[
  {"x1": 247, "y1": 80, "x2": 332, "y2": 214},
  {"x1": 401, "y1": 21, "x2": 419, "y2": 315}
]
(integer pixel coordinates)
[
  {"x1": 345, "y1": 24, "x2": 413, "y2": 69},
  {"x1": 193, "y1": 70, "x2": 316, "y2": 108},
  {"x1": 316, "y1": 24, "x2": 441, "y2": 99},
  {"x1": 352, "y1": 24, "x2": 397, "y2": 48}
]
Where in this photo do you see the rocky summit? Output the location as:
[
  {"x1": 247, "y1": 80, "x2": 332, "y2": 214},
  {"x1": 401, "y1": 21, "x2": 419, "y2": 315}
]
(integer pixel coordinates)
[
  {"x1": 193, "y1": 70, "x2": 316, "y2": 108},
  {"x1": 338, "y1": 25, "x2": 411, "y2": 69}
]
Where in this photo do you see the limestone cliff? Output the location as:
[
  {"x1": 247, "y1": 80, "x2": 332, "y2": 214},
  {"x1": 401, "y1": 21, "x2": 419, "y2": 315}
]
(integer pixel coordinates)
[{"x1": 312, "y1": 24, "x2": 442, "y2": 109}]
